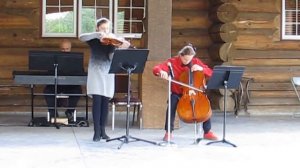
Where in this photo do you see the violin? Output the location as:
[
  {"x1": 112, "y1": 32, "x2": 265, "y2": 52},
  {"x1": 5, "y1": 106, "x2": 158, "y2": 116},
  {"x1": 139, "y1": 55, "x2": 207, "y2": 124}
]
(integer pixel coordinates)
[
  {"x1": 176, "y1": 70, "x2": 212, "y2": 123},
  {"x1": 101, "y1": 37, "x2": 123, "y2": 46}
]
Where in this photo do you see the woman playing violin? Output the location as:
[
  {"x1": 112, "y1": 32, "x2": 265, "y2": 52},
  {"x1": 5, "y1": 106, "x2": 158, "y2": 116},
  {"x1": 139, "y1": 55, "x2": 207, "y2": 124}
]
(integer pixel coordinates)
[
  {"x1": 152, "y1": 44, "x2": 218, "y2": 141},
  {"x1": 79, "y1": 18, "x2": 130, "y2": 142}
]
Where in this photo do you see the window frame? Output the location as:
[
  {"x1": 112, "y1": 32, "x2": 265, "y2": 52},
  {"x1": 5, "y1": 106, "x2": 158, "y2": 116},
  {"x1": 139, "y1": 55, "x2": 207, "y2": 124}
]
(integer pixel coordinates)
[
  {"x1": 42, "y1": 0, "x2": 78, "y2": 37},
  {"x1": 282, "y1": 0, "x2": 300, "y2": 40},
  {"x1": 42, "y1": 0, "x2": 145, "y2": 38},
  {"x1": 78, "y1": 0, "x2": 113, "y2": 35},
  {"x1": 113, "y1": 0, "x2": 146, "y2": 38}
]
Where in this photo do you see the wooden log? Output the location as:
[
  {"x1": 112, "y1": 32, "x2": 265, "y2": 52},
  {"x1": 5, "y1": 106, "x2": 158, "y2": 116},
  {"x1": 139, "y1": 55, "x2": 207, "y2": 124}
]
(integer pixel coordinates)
[
  {"x1": 172, "y1": 28, "x2": 208, "y2": 36},
  {"x1": 0, "y1": 86, "x2": 30, "y2": 96},
  {"x1": 233, "y1": 12, "x2": 278, "y2": 29},
  {"x1": 173, "y1": 0, "x2": 209, "y2": 10},
  {"x1": 235, "y1": 34, "x2": 275, "y2": 49},
  {"x1": 234, "y1": 40, "x2": 300, "y2": 50},
  {"x1": 245, "y1": 66, "x2": 300, "y2": 72},
  {"x1": 232, "y1": 58, "x2": 300, "y2": 66},
  {"x1": 238, "y1": 28, "x2": 276, "y2": 36},
  {"x1": 236, "y1": 28, "x2": 279, "y2": 44},
  {"x1": 249, "y1": 91, "x2": 299, "y2": 98},
  {"x1": 172, "y1": 29, "x2": 210, "y2": 53},
  {"x1": 248, "y1": 82, "x2": 295, "y2": 91},
  {"x1": 246, "y1": 105, "x2": 300, "y2": 114},
  {"x1": 210, "y1": 0, "x2": 281, "y2": 13},
  {"x1": 171, "y1": 48, "x2": 209, "y2": 59},
  {"x1": 172, "y1": 10, "x2": 211, "y2": 29},
  {"x1": 273, "y1": 14, "x2": 280, "y2": 29},
  {"x1": 218, "y1": 96, "x2": 235, "y2": 112},
  {"x1": 0, "y1": 106, "x2": 31, "y2": 112},
  {"x1": 232, "y1": 49, "x2": 300, "y2": 59},
  {"x1": 0, "y1": 0, "x2": 39, "y2": 9},
  {"x1": 0, "y1": 66, "x2": 27, "y2": 79},
  {"x1": 243, "y1": 70, "x2": 300, "y2": 83},
  {"x1": 0, "y1": 95, "x2": 31, "y2": 106},
  {"x1": 246, "y1": 97, "x2": 300, "y2": 106},
  {"x1": 171, "y1": 34, "x2": 212, "y2": 50},
  {"x1": 209, "y1": 3, "x2": 238, "y2": 23},
  {"x1": 230, "y1": 0, "x2": 281, "y2": 13},
  {"x1": 209, "y1": 0, "x2": 230, "y2": 7},
  {"x1": 0, "y1": 13, "x2": 35, "y2": 28},
  {"x1": 0, "y1": 35, "x2": 88, "y2": 48},
  {"x1": 208, "y1": 42, "x2": 234, "y2": 62},
  {"x1": 218, "y1": 88, "x2": 236, "y2": 96},
  {"x1": 272, "y1": 29, "x2": 280, "y2": 42},
  {"x1": 0, "y1": 48, "x2": 31, "y2": 66},
  {"x1": 0, "y1": 7, "x2": 39, "y2": 28},
  {"x1": 209, "y1": 23, "x2": 237, "y2": 42},
  {"x1": 0, "y1": 28, "x2": 39, "y2": 39}
]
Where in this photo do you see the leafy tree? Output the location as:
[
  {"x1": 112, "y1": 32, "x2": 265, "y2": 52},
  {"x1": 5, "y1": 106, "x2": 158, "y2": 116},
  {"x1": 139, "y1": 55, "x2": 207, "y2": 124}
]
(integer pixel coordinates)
[{"x1": 45, "y1": 11, "x2": 74, "y2": 33}]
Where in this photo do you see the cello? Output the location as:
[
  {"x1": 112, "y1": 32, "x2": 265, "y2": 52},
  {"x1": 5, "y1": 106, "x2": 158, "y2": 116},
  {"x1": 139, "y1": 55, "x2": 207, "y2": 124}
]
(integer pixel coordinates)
[{"x1": 176, "y1": 68, "x2": 212, "y2": 123}]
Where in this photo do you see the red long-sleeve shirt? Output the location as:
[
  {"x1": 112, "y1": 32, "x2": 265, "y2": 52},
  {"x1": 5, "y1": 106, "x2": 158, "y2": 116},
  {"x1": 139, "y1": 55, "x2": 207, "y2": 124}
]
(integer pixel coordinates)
[{"x1": 153, "y1": 56, "x2": 212, "y2": 95}]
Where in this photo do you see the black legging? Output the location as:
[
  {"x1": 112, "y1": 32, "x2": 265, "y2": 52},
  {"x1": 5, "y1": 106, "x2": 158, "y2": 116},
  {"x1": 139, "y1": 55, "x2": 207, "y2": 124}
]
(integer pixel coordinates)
[
  {"x1": 165, "y1": 93, "x2": 212, "y2": 134},
  {"x1": 92, "y1": 95, "x2": 109, "y2": 134}
]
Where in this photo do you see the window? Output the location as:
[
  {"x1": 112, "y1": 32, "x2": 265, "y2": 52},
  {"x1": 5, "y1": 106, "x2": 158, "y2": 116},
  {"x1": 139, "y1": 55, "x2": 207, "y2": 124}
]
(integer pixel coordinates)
[
  {"x1": 42, "y1": 0, "x2": 146, "y2": 38},
  {"x1": 78, "y1": 0, "x2": 113, "y2": 34},
  {"x1": 42, "y1": 0, "x2": 77, "y2": 37},
  {"x1": 282, "y1": 0, "x2": 300, "y2": 40},
  {"x1": 114, "y1": 0, "x2": 146, "y2": 38}
]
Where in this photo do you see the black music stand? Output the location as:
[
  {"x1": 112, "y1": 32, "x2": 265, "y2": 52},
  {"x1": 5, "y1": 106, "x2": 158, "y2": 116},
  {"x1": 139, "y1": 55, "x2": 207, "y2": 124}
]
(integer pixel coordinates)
[
  {"x1": 28, "y1": 51, "x2": 86, "y2": 128},
  {"x1": 206, "y1": 65, "x2": 244, "y2": 147},
  {"x1": 106, "y1": 49, "x2": 158, "y2": 149}
]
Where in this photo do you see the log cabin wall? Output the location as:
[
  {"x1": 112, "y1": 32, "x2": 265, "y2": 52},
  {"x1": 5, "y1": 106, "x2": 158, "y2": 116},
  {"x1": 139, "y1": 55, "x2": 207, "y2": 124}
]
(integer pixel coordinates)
[
  {"x1": 0, "y1": 0, "x2": 90, "y2": 112},
  {"x1": 172, "y1": 0, "x2": 212, "y2": 63},
  {"x1": 172, "y1": 0, "x2": 227, "y2": 111},
  {"x1": 1, "y1": 0, "x2": 298, "y2": 118},
  {"x1": 208, "y1": 1, "x2": 238, "y2": 112},
  {"x1": 214, "y1": 0, "x2": 300, "y2": 115},
  {"x1": 0, "y1": 0, "x2": 142, "y2": 113}
]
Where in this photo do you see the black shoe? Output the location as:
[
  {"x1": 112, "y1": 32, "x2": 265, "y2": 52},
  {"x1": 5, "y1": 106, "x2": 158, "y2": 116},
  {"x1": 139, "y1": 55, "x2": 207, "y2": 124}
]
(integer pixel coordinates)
[
  {"x1": 101, "y1": 133, "x2": 110, "y2": 140},
  {"x1": 65, "y1": 111, "x2": 73, "y2": 121},
  {"x1": 100, "y1": 129, "x2": 110, "y2": 140},
  {"x1": 93, "y1": 133, "x2": 101, "y2": 142}
]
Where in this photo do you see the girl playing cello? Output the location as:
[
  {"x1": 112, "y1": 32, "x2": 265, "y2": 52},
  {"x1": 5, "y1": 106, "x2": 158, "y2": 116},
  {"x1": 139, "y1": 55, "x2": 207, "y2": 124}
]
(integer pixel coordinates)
[{"x1": 152, "y1": 44, "x2": 218, "y2": 141}]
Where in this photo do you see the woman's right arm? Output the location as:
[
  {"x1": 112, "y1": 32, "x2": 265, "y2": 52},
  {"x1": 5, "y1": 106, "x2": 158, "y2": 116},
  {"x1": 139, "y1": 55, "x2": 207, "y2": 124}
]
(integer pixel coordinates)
[
  {"x1": 79, "y1": 32, "x2": 103, "y2": 42},
  {"x1": 152, "y1": 60, "x2": 170, "y2": 79}
]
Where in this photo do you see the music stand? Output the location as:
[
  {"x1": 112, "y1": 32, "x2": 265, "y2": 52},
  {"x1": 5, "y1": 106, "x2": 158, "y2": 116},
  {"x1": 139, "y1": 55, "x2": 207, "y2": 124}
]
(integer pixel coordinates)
[
  {"x1": 206, "y1": 65, "x2": 244, "y2": 147},
  {"x1": 28, "y1": 50, "x2": 85, "y2": 128},
  {"x1": 106, "y1": 49, "x2": 158, "y2": 149}
]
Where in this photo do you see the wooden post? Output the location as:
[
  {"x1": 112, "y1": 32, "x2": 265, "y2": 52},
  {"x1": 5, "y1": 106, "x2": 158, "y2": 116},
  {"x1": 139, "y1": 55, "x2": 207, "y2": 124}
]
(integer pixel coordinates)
[{"x1": 141, "y1": 0, "x2": 172, "y2": 129}]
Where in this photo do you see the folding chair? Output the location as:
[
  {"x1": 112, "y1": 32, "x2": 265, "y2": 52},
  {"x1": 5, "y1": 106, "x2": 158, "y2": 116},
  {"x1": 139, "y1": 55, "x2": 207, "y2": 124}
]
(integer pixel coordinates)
[
  {"x1": 110, "y1": 75, "x2": 142, "y2": 130},
  {"x1": 291, "y1": 77, "x2": 300, "y2": 102}
]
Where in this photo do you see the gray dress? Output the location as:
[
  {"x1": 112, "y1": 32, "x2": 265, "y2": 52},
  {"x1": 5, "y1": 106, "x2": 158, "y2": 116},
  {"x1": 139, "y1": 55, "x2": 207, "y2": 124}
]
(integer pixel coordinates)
[{"x1": 79, "y1": 32, "x2": 115, "y2": 98}]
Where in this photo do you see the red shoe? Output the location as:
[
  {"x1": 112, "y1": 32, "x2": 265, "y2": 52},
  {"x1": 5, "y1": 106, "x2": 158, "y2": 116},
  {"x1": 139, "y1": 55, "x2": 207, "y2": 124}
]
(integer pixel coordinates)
[
  {"x1": 163, "y1": 132, "x2": 173, "y2": 141},
  {"x1": 204, "y1": 131, "x2": 218, "y2": 140}
]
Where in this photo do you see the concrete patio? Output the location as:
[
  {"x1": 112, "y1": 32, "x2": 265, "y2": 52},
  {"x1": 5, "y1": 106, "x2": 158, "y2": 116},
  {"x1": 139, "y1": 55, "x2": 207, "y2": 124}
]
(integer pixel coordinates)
[{"x1": 0, "y1": 111, "x2": 299, "y2": 168}]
